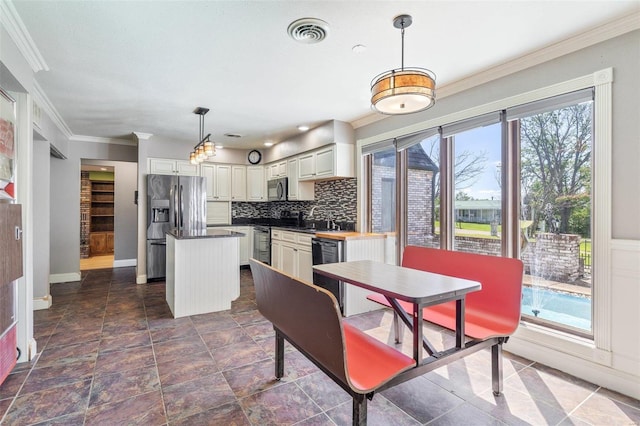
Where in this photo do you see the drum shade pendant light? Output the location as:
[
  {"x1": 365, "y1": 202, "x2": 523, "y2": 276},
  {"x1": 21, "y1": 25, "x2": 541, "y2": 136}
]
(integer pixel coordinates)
[
  {"x1": 371, "y1": 15, "x2": 436, "y2": 115},
  {"x1": 189, "y1": 107, "x2": 215, "y2": 165}
]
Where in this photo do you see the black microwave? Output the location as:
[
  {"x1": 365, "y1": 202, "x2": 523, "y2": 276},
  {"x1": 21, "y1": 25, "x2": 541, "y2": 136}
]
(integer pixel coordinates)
[{"x1": 267, "y1": 177, "x2": 288, "y2": 201}]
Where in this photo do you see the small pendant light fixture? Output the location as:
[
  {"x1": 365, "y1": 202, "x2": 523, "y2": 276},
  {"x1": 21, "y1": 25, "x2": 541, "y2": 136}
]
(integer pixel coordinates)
[
  {"x1": 189, "y1": 107, "x2": 216, "y2": 165},
  {"x1": 370, "y1": 14, "x2": 436, "y2": 115}
]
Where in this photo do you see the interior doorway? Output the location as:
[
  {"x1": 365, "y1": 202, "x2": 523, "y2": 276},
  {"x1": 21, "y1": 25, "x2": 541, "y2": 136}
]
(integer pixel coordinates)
[{"x1": 80, "y1": 163, "x2": 115, "y2": 270}]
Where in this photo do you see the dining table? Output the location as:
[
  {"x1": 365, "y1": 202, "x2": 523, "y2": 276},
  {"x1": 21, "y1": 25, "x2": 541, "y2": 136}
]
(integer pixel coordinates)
[{"x1": 313, "y1": 260, "x2": 482, "y2": 364}]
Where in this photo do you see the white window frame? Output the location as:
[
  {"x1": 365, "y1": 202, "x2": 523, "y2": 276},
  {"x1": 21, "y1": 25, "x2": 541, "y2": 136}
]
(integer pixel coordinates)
[{"x1": 357, "y1": 68, "x2": 613, "y2": 367}]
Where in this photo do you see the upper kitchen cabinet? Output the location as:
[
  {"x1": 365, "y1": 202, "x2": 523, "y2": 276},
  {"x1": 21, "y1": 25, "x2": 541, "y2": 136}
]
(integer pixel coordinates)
[
  {"x1": 287, "y1": 158, "x2": 314, "y2": 201},
  {"x1": 268, "y1": 160, "x2": 287, "y2": 179},
  {"x1": 231, "y1": 166, "x2": 247, "y2": 201},
  {"x1": 149, "y1": 158, "x2": 199, "y2": 176},
  {"x1": 201, "y1": 164, "x2": 231, "y2": 201},
  {"x1": 298, "y1": 144, "x2": 354, "y2": 181},
  {"x1": 247, "y1": 165, "x2": 267, "y2": 202}
]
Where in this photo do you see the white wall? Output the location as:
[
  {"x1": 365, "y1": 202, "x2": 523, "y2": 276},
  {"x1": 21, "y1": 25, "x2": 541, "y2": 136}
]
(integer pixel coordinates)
[
  {"x1": 355, "y1": 30, "x2": 640, "y2": 398},
  {"x1": 32, "y1": 137, "x2": 50, "y2": 305}
]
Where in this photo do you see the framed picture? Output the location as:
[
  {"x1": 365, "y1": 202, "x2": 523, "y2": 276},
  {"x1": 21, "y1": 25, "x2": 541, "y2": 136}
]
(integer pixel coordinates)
[{"x1": 0, "y1": 88, "x2": 16, "y2": 200}]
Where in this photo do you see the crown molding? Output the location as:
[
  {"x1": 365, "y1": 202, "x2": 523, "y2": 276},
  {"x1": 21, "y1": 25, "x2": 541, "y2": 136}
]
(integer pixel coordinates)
[
  {"x1": 31, "y1": 80, "x2": 73, "y2": 138},
  {"x1": 133, "y1": 132, "x2": 153, "y2": 141},
  {"x1": 352, "y1": 11, "x2": 639, "y2": 129},
  {"x1": 69, "y1": 135, "x2": 136, "y2": 146},
  {"x1": 0, "y1": 0, "x2": 49, "y2": 73}
]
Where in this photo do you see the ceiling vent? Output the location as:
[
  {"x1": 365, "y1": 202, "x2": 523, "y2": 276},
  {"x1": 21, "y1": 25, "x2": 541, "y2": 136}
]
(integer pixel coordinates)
[{"x1": 287, "y1": 18, "x2": 329, "y2": 44}]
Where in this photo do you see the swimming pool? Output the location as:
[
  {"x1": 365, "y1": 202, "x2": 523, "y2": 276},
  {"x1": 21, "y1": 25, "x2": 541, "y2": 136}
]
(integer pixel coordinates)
[{"x1": 521, "y1": 286, "x2": 591, "y2": 331}]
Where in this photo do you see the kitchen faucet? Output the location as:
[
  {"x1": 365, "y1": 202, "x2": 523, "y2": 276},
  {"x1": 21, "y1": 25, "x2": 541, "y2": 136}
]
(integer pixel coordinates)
[
  {"x1": 326, "y1": 212, "x2": 334, "y2": 230},
  {"x1": 308, "y1": 206, "x2": 318, "y2": 229}
]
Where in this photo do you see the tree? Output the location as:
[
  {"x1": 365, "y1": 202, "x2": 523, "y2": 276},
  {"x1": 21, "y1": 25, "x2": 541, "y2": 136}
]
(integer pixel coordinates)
[
  {"x1": 520, "y1": 103, "x2": 592, "y2": 234},
  {"x1": 421, "y1": 137, "x2": 488, "y2": 200}
]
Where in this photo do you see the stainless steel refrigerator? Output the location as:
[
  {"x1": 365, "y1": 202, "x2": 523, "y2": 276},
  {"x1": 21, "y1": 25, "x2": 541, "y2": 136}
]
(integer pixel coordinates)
[{"x1": 146, "y1": 174, "x2": 206, "y2": 280}]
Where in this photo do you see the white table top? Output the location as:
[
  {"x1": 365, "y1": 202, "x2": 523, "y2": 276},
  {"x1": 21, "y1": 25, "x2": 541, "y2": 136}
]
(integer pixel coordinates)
[{"x1": 313, "y1": 260, "x2": 481, "y2": 305}]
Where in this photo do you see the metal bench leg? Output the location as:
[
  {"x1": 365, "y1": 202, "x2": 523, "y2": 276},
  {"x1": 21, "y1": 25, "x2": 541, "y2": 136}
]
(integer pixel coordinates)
[
  {"x1": 393, "y1": 312, "x2": 402, "y2": 344},
  {"x1": 352, "y1": 395, "x2": 367, "y2": 426},
  {"x1": 275, "y1": 328, "x2": 284, "y2": 380},
  {"x1": 491, "y1": 342, "x2": 503, "y2": 396}
]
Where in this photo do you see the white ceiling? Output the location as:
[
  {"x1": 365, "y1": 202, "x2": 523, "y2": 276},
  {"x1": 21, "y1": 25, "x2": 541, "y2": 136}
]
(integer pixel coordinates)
[{"x1": 11, "y1": 0, "x2": 639, "y2": 149}]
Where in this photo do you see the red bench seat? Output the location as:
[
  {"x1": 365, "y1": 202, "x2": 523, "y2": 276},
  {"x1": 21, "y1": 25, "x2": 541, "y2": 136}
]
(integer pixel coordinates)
[
  {"x1": 250, "y1": 259, "x2": 415, "y2": 425},
  {"x1": 367, "y1": 246, "x2": 524, "y2": 341}
]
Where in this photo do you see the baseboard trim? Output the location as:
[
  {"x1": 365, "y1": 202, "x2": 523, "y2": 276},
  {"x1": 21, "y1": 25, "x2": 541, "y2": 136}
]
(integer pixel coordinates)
[
  {"x1": 49, "y1": 272, "x2": 81, "y2": 283},
  {"x1": 507, "y1": 334, "x2": 640, "y2": 400},
  {"x1": 113, "y1": 258, "x2": 137, "y2": 268},
  {"x1": 33, "y1": 295, "x2": 52, "y2": 310},
  {"x1": 136, "y1": 274, "x2": 147, "y2": 284}
]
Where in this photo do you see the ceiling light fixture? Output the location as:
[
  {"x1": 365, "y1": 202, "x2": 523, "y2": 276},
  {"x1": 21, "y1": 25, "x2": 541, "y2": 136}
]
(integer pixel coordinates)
[
  {"x1": 264, "y1": 141, "x2": 274, "y2": 147},
  {"x1": 189, "y1": 107, "x2": 215, "y2": 165},
  {"x1": 297, "y1": 125, "x2": 309, "y2": 131},
  {"x1": 370, "y1": 14, "x2": 436, "y2": 115}
]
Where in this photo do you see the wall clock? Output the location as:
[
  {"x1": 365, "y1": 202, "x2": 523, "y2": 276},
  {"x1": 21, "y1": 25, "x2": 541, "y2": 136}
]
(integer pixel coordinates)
[{"x1": 248, "y1": 149, "x2": 262, "y2": 165}]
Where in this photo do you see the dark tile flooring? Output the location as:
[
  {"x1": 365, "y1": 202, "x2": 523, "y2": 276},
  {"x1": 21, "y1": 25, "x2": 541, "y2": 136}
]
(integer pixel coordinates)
[{"x1": 1, "y1": 267, "x2": 639, "y2": 425}]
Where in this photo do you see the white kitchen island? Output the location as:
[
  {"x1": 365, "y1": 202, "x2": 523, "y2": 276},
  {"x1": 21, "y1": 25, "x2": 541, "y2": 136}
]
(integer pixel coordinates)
[{"x1": 166, "y1": 228, "x2": 244, "y2": 318}]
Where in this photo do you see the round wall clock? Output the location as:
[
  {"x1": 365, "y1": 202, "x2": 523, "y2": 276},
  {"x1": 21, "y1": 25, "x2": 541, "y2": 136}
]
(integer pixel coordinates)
[{"x1": 248, "y1": 149, "x2": 262, "y2": 164}]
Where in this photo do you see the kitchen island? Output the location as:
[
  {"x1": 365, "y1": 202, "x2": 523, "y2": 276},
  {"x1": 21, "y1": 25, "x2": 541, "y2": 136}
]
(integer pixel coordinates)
[{"x1": 166, "y1": 228, "x2": 244, "y2": 318}]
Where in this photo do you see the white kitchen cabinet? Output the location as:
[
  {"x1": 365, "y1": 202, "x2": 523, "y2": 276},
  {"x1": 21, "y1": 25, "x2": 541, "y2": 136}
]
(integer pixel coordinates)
[
  {"x1": 271, "y1": 231, "x2": 282, "y2": 270},
  {"x1": 268, "y1": 161, "x2": 287, "y2": 179},
  {"x1": 246, "y1": 165, "x2": 267, "y2": 202},
  {"x1": 231, "y1": 166, "x2": 247, "y2": 201},
  {"x1": 149, "y1": 158, "x2": 199, "y2": 176},
  {"x1": 201, "y1": 164, "x2": 231, "y2": 201},
  {"x1": 220, "y1": 226, "x2": 252, "y2": 266},
  {"x1": 287, "y1": 158, "x2": 314, "y2": 201},
  {"x1": 270, "y1": 230, "x2": 313, "y2": 281},
  {"x1": 298, "y1": 152, "x2": 315, "y2": 180},
  {"x1": 298, "y1": 144, "x2": 355, "y2": 181}
]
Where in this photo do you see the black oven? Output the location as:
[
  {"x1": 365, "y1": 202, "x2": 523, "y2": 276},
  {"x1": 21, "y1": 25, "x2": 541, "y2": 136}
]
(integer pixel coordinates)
[
  {"x1": 312, "y1": 238, "x2": 344, "y2": 313},
  {"x1": 253, "y1": 226, "x2": 271, "y2": 265}
]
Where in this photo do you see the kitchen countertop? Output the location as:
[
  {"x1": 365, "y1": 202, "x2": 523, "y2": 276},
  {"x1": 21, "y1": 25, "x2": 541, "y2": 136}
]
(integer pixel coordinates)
[
  {"x1": 313, "y1": 231, "x2": 386, "y2": 241},
  {"x1": 167, "y1": 229, "x2": 245, "y2": 240},
  {"x1": 204, "y1": 224, "x2": 383, "y2": 240}
]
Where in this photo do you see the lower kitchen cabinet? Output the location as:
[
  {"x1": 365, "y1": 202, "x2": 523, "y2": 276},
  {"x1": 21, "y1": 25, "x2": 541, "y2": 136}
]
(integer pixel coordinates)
[
  {"x1": 89, "y1": 232, "x2": 114, "y2": 255},
  {"x1": 271, "y1": 230, "x2": 312, "y2": 281},
  {"x1": 220, "y1": 226, "x2": 252, "y2": 266}
]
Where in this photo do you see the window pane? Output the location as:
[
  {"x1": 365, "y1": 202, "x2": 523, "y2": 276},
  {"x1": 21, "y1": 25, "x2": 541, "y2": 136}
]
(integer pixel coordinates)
[
  {"x1": 451, "y1": 123, "x2": 502, "y2": 255},
  {"x1": 406, "y1": 135, "x2": 440, "y2": 248},
  {"x1": 518, "y1": 101, "x2": 593, "y2": 334},
  {"x1": 371, "y1": 148, "x2": 396, "y2": 233}
]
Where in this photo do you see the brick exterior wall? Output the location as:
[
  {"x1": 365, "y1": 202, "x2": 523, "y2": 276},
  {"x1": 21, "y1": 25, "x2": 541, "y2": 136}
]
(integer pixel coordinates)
[{"x1": 521, "y1": 233, "x2": 583, "y2": 282}]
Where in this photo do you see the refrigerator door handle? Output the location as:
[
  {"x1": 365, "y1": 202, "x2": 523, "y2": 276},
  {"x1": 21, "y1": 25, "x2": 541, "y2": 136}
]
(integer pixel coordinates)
[
  {"x1": 173, "y1": 184, "x2": 178, "y2": 228},
  {"x1": 180, "y1": 185, "x2": 184, "y2": 229}
]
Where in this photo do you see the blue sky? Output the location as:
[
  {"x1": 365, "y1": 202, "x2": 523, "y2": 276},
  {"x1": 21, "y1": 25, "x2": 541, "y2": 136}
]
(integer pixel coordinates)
[{"x1": 454, "y1": 123, "x2": 502, "y2": 200}]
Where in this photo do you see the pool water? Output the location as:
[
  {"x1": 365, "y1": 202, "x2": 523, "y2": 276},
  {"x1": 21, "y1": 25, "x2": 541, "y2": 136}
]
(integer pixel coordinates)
[{"x1": 521, "y1": 286, "x2": 591, "y2": 331}]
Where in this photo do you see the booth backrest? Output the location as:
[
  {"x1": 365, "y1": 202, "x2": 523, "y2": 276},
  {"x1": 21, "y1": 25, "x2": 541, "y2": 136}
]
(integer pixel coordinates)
[
  {"x1": 402, "y1": 246, "x2": 524, "y2": 336},
  {"x1": 249, "y1": 259, "x2": 349, "y2": 386}
]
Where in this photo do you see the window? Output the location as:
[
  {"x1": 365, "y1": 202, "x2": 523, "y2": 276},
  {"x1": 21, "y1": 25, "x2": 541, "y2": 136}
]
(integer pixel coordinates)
[
  {"x1": 369, "y1": 147, "x2": 397, "y2": 234},
  {"x1": 511, "y1": 91, "x2": 594, "y2": 335},
  {"x1": 364, "y1": 86, "x2": 598, "y2": 338}
]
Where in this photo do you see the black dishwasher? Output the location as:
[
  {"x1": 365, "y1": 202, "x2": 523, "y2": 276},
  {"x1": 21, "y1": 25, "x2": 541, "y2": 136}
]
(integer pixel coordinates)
[{"x1": 312, "y1": 238, "x2": 344, "y2": 313}]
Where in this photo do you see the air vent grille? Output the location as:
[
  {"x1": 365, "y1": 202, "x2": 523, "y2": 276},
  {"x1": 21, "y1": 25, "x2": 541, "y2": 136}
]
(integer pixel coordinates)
[{"x1": 287, "y1": 18, "x2": 329, "y2": 44}]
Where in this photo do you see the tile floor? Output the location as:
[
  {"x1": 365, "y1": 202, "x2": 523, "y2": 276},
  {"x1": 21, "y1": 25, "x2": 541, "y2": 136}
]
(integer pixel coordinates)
[{"x1": 1, "y1": 267, "x2": 638, "y2": 425}]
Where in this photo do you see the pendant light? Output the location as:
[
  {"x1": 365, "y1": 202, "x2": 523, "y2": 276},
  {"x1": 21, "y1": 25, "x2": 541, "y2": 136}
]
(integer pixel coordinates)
[
  {"x1": 370, "y1": 15, "x2": 436, "y2": 115},
  {"x1": 189, "y1": 107, "x2": 216, "y2": 164}
]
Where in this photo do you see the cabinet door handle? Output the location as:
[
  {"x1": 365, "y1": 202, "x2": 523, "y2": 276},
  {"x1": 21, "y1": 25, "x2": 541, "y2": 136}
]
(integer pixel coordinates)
[{"x1": 15, "y1": 226, "x2": 22, "y2": 240}]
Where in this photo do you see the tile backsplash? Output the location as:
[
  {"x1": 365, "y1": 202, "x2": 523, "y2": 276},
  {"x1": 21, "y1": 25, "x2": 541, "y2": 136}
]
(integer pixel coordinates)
[{"x1": 232, "y1": 178, "x2": 356, "y2": 222}]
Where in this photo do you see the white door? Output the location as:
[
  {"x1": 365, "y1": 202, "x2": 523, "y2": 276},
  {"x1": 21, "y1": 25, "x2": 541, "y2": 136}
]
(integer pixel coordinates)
[
  {"x1": 215, "y1": 165, "x2": 232, "y2": 201},
  {"x1": 231, "y1": 166, "x2": 247, "y2": 201}
]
